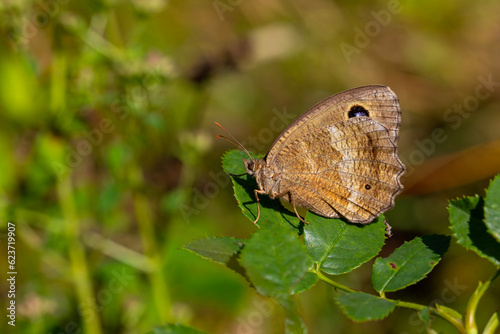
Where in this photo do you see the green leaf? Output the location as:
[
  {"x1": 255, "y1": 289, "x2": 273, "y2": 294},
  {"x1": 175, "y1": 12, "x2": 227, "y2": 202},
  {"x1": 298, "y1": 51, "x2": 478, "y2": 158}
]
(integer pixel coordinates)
[
  {"x1": 182, "y1": 236, "x2": 243, "y2": 265},
  {"x1": 182, "y1": 237, "x2": 248, "y2": 280},
  {"x1": 418, "y1": 307, "x2": 432, "y2": 328},
  {"x1": 483, "y1": 311, "x2": 500, "y2": 334},
  {"x1": 372, "y1": 235, "x2": 450, "y2": 293},
  {"x1": 289, "y1": 254, "x2": 318, "y2": 296},
  {"x1": 289, "y1": 271, "x2": 318, "y2": 295},
  {"x1": 304, "y1": 213, "x2": 387, "y2": 275},
  {"x1": 485, "y1": 175, "x2": 500, "y2": 242},
  {"x1": 222, "y1": 150, "x2": 301, "y2": 229},
  {"x1": 222, "y1": 149, "x2": 251, "y2": 175},
  {"x1": 239, "y1": 222, "x2": 310, "y2": 299},
  {"x1": 449, "y1": 196, "x2": 500, "y2": 266},
  {"x1": 281, "y1": 297, "x2": 308, "y2": 334},
  {"x1": 336, "y1": 292, "x2": 396, "y2": 321},
  {"x1": 147, "y1": 324, "x2": 208, "y2": 334},
  {"x1": 240, "y1": 222, "x2": 310, "y2": 333}
]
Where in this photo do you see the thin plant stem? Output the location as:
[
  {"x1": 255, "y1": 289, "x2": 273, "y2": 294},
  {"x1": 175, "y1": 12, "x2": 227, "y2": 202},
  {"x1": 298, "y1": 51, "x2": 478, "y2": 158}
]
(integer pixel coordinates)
[
  {"x1": 316, "y1": 269, "x2": 358, "y2": 293},
  {"x1": 53, "y1": 47, "x2": 102, "y2": 334},
  {"x1": 130, "y1": 163, "x2": 173, "y2": 323},
  {"x1": 465, "y1": 280, "x2": 489, "y2": 334},
  {"x1": 466, "y1": 270, "x2": 500, "y2": 334},
  {"x1": 316, "y1": 270, "x2": 466, "y2": 334},
  {"x1": 58, "y1": 177, "x2": 103, "y2": 334},
  {"x1": 50, "y1": 51, "x2": 66, "y2": 115},
  {"x1": 84, "y1": 231, "x2": 155, "y2": 273}
]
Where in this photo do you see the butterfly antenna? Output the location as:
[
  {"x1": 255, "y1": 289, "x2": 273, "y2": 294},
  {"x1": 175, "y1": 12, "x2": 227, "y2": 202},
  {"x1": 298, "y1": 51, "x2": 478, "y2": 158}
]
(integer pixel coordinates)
[{"x1": 214, "y1": 122, "x2": 253, "y2": 160}]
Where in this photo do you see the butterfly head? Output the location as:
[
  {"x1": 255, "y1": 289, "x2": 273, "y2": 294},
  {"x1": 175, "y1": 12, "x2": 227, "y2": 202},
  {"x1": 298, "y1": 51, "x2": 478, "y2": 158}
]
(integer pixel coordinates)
[
  {"x1": 244, "y1": 158, "x2": 282, "y2": 197},
  {"x1": 243, "y1": 158, "x2": 266, "y2": 176}
]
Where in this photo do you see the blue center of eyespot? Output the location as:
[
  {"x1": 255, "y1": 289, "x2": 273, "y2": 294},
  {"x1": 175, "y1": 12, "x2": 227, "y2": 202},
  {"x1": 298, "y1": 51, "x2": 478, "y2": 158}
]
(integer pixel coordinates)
[{"x1": 348, "y1": 105, "x2": 369, "y2": 118}]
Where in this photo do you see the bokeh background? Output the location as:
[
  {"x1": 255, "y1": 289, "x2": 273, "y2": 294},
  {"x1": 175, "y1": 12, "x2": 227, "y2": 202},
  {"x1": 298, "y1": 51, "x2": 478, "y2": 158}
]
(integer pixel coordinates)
[{"x1": 1, "y1": 0, "x2": 500, "y2": 333}]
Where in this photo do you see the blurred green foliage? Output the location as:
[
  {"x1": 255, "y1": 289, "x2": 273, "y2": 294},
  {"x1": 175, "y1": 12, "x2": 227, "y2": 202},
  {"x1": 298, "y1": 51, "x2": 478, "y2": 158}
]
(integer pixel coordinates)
[{"x1": 1, "y1": 0, "x2": 500, "y2": 333}]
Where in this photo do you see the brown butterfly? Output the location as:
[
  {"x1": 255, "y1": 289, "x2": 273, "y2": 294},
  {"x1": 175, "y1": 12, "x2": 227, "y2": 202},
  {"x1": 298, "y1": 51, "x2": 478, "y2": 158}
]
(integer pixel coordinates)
[{"x1": 216, "y1": 85, "x2": 406, "y2": 224}]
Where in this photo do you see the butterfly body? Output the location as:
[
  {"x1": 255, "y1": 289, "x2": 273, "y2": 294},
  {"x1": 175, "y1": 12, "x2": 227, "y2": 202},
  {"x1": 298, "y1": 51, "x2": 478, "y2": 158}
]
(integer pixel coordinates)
[
  {"x1": 244, "y1": 158, "x2": 282, "y2": 199},
  {"x1": 243, "y1": 85, "x2": 406, "y2": 224}
]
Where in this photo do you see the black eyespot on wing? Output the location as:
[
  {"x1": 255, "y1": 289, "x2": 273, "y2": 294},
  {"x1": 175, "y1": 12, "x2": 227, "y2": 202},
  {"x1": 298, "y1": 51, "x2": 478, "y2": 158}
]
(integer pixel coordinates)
[
  {"x1": 365, "y1": 184, "x2": 371, "y2": 190},
  {"x1": 348, "y1": 105, "x2": 369, "y2": 118}
]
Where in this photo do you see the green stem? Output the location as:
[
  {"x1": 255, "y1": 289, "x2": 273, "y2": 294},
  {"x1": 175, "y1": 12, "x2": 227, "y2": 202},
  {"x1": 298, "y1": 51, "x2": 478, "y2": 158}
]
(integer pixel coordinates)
[
  {"x1": 50, "y1": 51, "x2": 66, "y2": 115},
  {"x1": 392, "y1": 299, "x2": 465, "y2": 333},
  {"x1": 316, "y1": 269, "x2": 358, "y2": 293},
  {"x1": 51, "y1": 41, "x2": 101, "y2": 332},
  {"x1": 465, "y1": 280, "x2": 489, "y2": 334},
  {"x1": 84, "y1": 231, "x2": 155, "y2": 273},
  {"x1": 133, "y1": 193, "x2": 172, "y2": 322},
  {"x1": 130, "y1": 164, "x2": 173, "y2": 323},
  {"x1": 466, "y1": 270, "x2": 500, "y2": 334},
  {"x1": 393, "y1": 300, "x2": 427, "y2": 311},
  {"x1": 316, "y1": 270, "x2": 466, "y2": 334},
  {"x1": 85, "y1": 13, "x2": 123, "y2": 60},
  {"x1": 58, "y1": 177, "x2": 102, "y2": 334}
]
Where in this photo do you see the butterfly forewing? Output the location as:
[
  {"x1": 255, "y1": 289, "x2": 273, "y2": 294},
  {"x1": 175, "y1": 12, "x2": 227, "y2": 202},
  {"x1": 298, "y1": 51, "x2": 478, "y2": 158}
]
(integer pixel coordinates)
[{"x1": 267, "y1": 85, "x2": 402, "y2": 162}]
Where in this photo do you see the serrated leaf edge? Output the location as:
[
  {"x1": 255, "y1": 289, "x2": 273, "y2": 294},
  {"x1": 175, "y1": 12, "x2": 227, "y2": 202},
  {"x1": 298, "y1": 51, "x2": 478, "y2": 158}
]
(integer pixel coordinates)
[
  {"x1": 182, "y1": 236, "x2": 244, "y2": 265},
  {"x1": 484, "y1": 175, "x2": 500, "y2": 242},
  {"x1": 336, "y1": 293, "x2": 396, "y2": 322},
  {"x1": 376, "y1": 238, "x2": 443, "y2": 293}
]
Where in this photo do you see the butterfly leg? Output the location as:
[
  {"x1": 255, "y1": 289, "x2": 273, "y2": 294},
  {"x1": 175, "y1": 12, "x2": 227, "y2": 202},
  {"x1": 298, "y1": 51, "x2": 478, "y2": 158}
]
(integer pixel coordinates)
[
  {"x1": 253, "y1": 189, "x2": 265, "y2": 225},
  {"x1": 291, "y1": 200, "x2": 309, "y2": 225},
  {"x1": 283, "y1": 192, "x2": 309, "y2": 225},
  {"x1": 274, "y1": 191, "x2": 310, "y2": 225}
]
